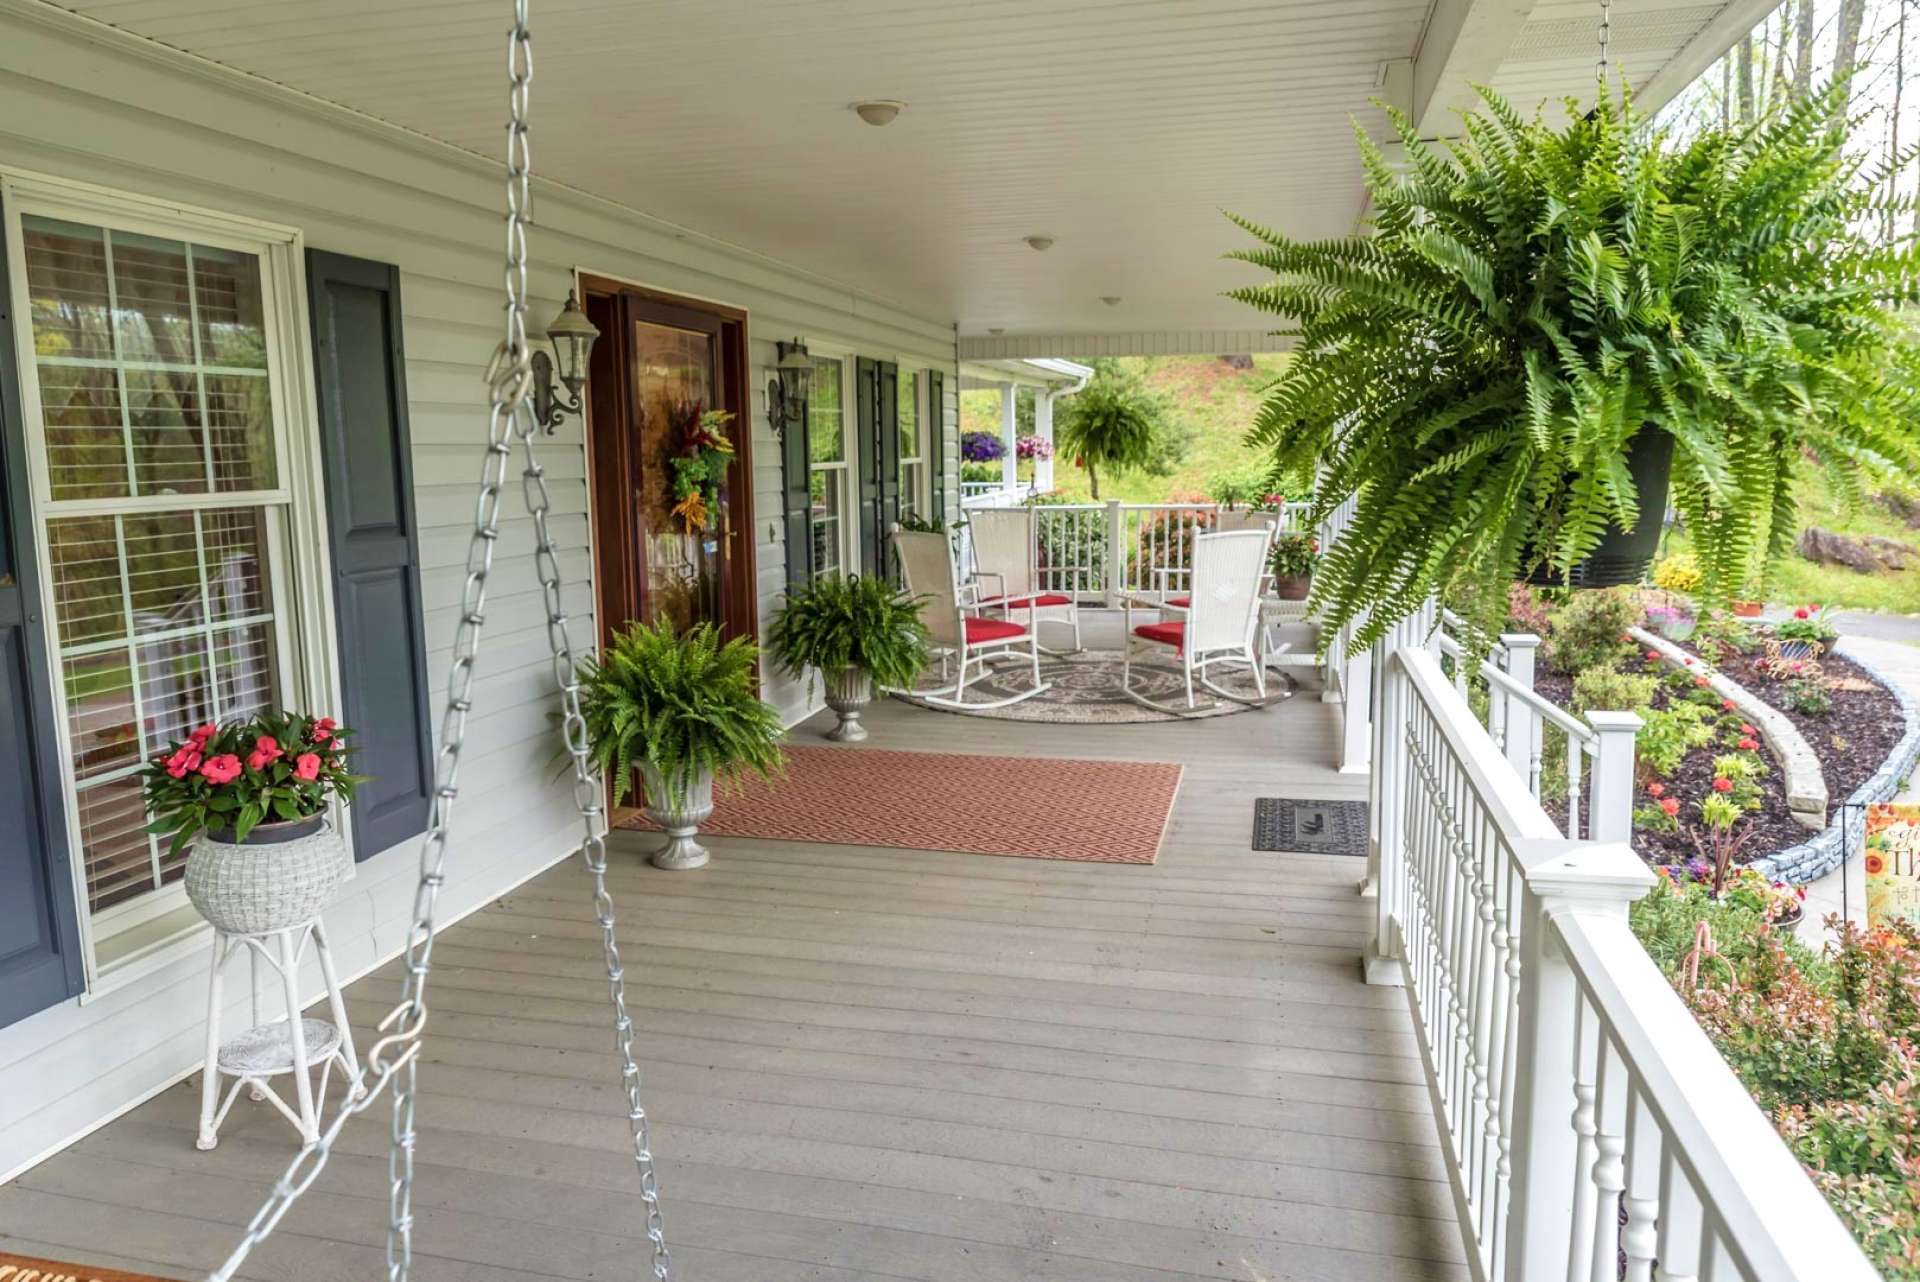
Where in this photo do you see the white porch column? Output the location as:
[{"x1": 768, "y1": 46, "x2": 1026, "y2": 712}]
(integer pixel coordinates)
[
  {"x1": 1033, "y1": 389, "x2": 1056, "y2": 493},
  {"x1": 998, "y1": 382, "x2": 1018, "y2": 495}
]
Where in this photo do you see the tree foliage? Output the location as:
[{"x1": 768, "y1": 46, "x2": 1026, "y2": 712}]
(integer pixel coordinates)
[
  {"x1": 1053, "y1": 359, "x2": 1178, "y2": 499},
  {"x1": 1228, "y1": 81, "x2": 1920, "y2": 648}
]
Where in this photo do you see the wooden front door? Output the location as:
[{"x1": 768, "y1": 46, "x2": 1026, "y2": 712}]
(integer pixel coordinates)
[{"x1": 582, "y1": 279, "x2": 753, "y2": 648}]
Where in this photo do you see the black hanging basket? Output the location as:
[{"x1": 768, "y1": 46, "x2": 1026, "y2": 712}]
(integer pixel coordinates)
[{"x1": 1528, "y1": 428, "x2": 1675, "y2": 590}]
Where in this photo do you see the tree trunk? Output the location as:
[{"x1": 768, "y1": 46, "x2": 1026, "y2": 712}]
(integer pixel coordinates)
[
  {"x1": 1837, "y1": 0, "x2": 1869, "y2": 112},
  {"x1": 1738, "y1": 35, "x2": 1757, "y2": 122},
  {"x1": 1086, "y1": 459, "x2": 1101, "y2": 502},
  {"x1": 1770, "y1": 6, "x2": 1792, "y2": 108},
  {"x1": 1794, "y1": 0, "x2": 1815, "y2": 98}
]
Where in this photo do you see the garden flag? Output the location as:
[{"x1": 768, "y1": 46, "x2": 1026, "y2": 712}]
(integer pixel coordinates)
[{"x1": 1865, "y1": 804, "x2": 1920, "y2": 930}]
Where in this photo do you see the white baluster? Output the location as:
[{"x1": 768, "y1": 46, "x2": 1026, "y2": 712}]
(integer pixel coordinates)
[
  {"x1": 1590, "y1": 1036, "x2": 1628, "y2": 1282},
  {"x1": 1623, "y1": 1088, "x2": 1662, "y2": 1282},
  {"x1": 1566, "y1": 736, "x2": 1584, "y2": 841},
  {"x1": 1568, "y1": 997, "x2": 1601, "y2": 1281},
  {"x1": 1655, "y1": 1146, "x2": 1704, "y2": 1282}
]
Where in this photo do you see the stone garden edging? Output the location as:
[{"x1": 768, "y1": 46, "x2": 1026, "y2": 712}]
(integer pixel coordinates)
[
  {"x1": 1630, "y1": 627, "x2": 1828, "y2": 829},
  {"x1": 1749, "y1": 639, "x2": 1920, "y2": 886}
]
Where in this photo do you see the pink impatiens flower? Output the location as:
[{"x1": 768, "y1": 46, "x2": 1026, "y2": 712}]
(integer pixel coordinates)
[
  {"x1": 1712, "y1": 777, "x2": 1734, "y2": 794},
  {"x1": 189, "y1": 722, "x2": 217, "y2": 744},
  {"x1": 1645, "y1": 650, "x2": 1660, "y2": 662},
  {"x1": 1738, "y1": 737, "x2": 1759, "y2": 752},
  {"x1": 1794, "y1": 607, "x2": 1811, "y2": 620},
  {"x1": 293, "y1": 752, "x2": 322, "y2": 782},
  {"x1": 1647, "y1": 782, "x2": 1665, "y2": 799},
  {"x1": 310, "y1": 716, "x2": 337, "y2": 744},
  {"x1": 199, "y1": 754, "x2": 243, "y2": 785},
  {"x1": 247, "y1": 735, "x2": 283, "y2": 772},
  {"x1": 1659, "y1": 798, "x2": 1680, "y2": 817},
  {"x1": 1721, "y1": 698, "x2": 1736, "y2": 712},
  {"x1": 164, "y1": 743, "x2": 202, "y2": 779}
]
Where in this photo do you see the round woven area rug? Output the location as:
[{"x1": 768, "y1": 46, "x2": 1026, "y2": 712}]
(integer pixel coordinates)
[{"x1": 893, "y1": 649, "x2": 1277, "y2": 723}]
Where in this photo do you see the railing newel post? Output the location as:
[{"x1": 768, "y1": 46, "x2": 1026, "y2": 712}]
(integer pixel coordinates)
[
  {"x1": 1103, "y1": 500, "x2": 1123, "y2": 608},
  {"x1": 1584, "y1": 710, "x2": 1643, "y2": 847},
  {"x1": 1496, "y1": 633, "x2": 1541, "y2": 785}
]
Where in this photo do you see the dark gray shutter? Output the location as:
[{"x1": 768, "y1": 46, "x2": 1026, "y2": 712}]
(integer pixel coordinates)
[
  {"x1": 782, "y1": 361, "x2": 814, "y2": 592},
  {"x1": 0, "y1": 203, "x2": 85, "y2": 1027},
  {"x1": 854, "y1": 357, "x2": 901, "y2": 578},
  {"x1": 306, "y1": 250, "x2": 434, "y2": 861},
  {"x1": 925, "y1": 368, "x2": 946, "y2": 521}
]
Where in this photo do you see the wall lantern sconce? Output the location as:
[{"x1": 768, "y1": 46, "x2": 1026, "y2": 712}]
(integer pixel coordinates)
[
  {"x1": 766, "y1": 337, "x2": 813, "y2": 441},
  {"x1": 532, "y1": 290, "x2": 600, "y2": 432}
]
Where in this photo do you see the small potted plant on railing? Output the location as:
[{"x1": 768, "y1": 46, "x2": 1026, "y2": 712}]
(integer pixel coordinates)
[
  {"x1": 143, "y1": 711, "x2": 366, "y2": 935},
  {"x1": 1268, "y1": 531, "x2": 1318, "y2": 601},
  {"x1": 768, "y1": 574, "x2": 929, "y2": 742},
  {"x1": 578, "y1": 618, "x2": 784, "y2": 870}
]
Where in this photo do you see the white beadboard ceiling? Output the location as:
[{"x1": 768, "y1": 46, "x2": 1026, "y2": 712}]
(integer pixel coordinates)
[{"x1": 47, "y1": 0, "x2": 1765, "y2": 342}]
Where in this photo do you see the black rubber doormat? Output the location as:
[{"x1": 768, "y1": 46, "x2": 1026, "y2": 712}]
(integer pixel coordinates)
[{"x1": 1252, "y1": 798, "x2": 1369, "y2": 857}]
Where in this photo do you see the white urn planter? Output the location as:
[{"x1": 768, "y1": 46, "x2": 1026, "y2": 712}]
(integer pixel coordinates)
[
  {"x1": 641, "y1": 763, "x2": 715, "y2": 870},
  {"x1": 823, "y1": 667, "x2": 874, "y2": 742},
  {"x1": 184, "y1": 814, "x2": 350, "y2": 935}
]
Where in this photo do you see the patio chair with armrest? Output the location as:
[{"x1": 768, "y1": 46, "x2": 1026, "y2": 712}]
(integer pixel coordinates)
[
  {"x1": 966, "y1": 507, "x2": 1082, "y2": 654},
  {"x1": 1121, "y1": 527, "x2": 1276, "y2": 713},
  {"x1": 894, "y1": 525, "x2": 1050, "y2": 710}
]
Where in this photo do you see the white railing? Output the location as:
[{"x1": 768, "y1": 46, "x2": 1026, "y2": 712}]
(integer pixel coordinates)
[
  {"x1": 1433, "y1": 609, "x2": 1639, "y2": 844},
  {"x1": 1369, "y1": 604, "x2": 1878, "y2": 1282},
  {"x1": 1008, "y1": 499, "x2": 1314, "y2": 603}
]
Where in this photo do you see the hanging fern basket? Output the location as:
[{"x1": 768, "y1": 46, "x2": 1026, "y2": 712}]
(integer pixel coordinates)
[{"x1": 1527, "y1": 429, "x2": 1674, "y2": 590}]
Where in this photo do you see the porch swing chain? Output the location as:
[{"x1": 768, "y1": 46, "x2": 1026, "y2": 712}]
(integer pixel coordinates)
[{"x1": 202, "y1": 4, "x2": 672, "y2": 1280}]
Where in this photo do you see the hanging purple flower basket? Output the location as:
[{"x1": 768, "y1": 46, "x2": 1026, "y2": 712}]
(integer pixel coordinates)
[{"x1": 960, "y1": 431, "x2": 1006, "y2": 463}]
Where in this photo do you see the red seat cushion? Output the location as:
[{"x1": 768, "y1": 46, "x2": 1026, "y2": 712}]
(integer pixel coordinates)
[
  {"x1": 1166, "y1": 596, "x2": 1191, "y2": 608},
  {"x1": 965, "y1": 616, "x2": 1028, "y2": 644},
  {"x1": 1133, "y1": 620, "x2": 1186, "y2": 650},
  {"x1": 988, "y1": 593, "x2": 1073, "y2": 610}
]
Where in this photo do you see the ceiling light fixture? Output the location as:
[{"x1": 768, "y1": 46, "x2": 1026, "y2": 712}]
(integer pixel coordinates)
[
  {"x1": 987, "y1": 327, "x2": 1005, "y2": 335},
  {"x1": 1024, "y1": 235, "x2": 1055, "y2": 252},
  {"x1": 851, "y1": 99, "x2": 905, "y2": 127},
  {"x1": 1101, "y1": 296, "x2": 1122, "y2": 306}
]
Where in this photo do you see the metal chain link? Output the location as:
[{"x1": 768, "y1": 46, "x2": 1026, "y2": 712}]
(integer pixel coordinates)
[
  {"x1": 203, "y1": 3, "x2": 669, "y2": 1278},
  {"x1": 1597, "y1": 0, "x2": 1613, "y2": 82}
]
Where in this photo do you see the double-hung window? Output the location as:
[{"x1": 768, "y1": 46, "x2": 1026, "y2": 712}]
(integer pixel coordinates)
[
  {"x1": 897, "y1": 372, "x2": 922, "y2": 521},
  {"x1": 807, "y1": 354, "x2": 850, "y2": 579},
  {"x1": 4, "y1": 176, "x2": 320, "y2": 971}
]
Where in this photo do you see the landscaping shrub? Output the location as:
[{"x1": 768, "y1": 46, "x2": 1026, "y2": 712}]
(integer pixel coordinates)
[
  {"x1": 1636, "y1": 702, "x2": 1718, "y2": 778},
  {"x1": 1571, "y1": 665, "x2": 1657, "y2": 715},
  {"x1": 1545, "y1": 589, "x2": 1638, "y2": 675},
  {"x1": 1505, "y1": 582, "x2": 1552, "y2": 637},
  {"x1": 1652, "y1": 550, "x2": 1705, "y2": 593},
  {"x1": 1632, "y1": 877, "x2": 1920, "y2": 1279}
]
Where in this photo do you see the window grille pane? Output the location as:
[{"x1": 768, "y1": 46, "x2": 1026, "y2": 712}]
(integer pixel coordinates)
[
  {"x1": 48, "y1": 516, "x2": 127, "y2": 647},
  {"x1": 808, "y1": 356, "x2": 843, "y2": 463},
  {"x1": 127, "y1": 369, "x2": 208, "y2": 496},
  {"x1": 22, "y1": 217, "x2": 113, "y2": 360},
  {"x1": 192, "y1": 245, "x2": 268, "y2": 370},
  {"x1": 810, "y1": 468, "x2": 843, "y2": 580},
  {"x1": 124, "y1": 511, "x2": 201, "y2": 636},
  {"x1": 110, "y1": 231, "x2": 196, "y2": 367},
  {"x1": 205, "y1": 373, "x2": 275, "y2": 492},
  {"x1": 202, "y1": 509, "x2": 270, "y2": 621},
  {"x1": 898, "y1": 372, "x2": 918, "y2": 462},
  {"x1": 63, "y1": 650, "x2": 138, "y2": 781},
  {"x1": 38, "y1": 362, "x2": 128, "y2": 501},
  {"x1": 77, "y1": 775, "x2": 155, "y2": 911}
]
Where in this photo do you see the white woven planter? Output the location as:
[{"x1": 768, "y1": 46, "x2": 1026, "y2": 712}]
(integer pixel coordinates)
[{"x1": 185, "y1": 818, "x2": 349, "y2": 934}]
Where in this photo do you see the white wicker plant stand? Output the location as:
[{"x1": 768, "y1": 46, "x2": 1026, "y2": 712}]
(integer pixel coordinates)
[{"x1": 195, "y1": 915, "x2": 363, "y2": 1150}]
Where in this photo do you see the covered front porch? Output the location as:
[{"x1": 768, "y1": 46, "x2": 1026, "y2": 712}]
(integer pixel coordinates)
[{"x1": 0, "y1": 692, "x2": 1468, "y2": 1282}]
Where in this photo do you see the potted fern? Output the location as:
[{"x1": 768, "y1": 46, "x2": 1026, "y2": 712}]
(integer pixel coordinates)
[
  {"x1": 1229, "y1": 82, "x2": 1920, "y2": 648},
  {"x1": 578, "y1": 619, "x2": 783, "y2": 870},
  {"x1": 768, "y1": 574, "x2": 929, "y2": 741}
]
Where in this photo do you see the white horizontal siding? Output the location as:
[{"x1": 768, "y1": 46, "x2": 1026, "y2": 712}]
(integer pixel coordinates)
[{"x1": 0, "y1": 8, "x2": 954, "y2": 1181}]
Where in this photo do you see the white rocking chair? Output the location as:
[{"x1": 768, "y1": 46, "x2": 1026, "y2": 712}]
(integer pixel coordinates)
[
  {"x1": 1122, "y1": 527, "x2": 1277, "y2": 713},
  {"x1": 895, "y1": 525, "x2": 1051, "y2": 710},
  {"x1": 966, "y1": 507, "x2": 1082, "y2": 654}
]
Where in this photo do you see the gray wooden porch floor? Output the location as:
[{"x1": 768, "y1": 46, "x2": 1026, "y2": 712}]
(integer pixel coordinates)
[{"x1": 0, "y1": 658, "x2": 1468, "y2": 1282}]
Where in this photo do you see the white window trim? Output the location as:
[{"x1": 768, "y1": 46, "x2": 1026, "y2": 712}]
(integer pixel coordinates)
[
  {"x1": 1, "y1": 167, "x2": 343, "y2": 995},
  {"x1": 805, "y1": 347, "x2": 858, "y2": 577},
  {"x1": 899, "y1": 370, "x2": 926, "y2": 519}
]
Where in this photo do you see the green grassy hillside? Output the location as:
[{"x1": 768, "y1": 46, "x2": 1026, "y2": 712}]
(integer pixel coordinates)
[{"x1": 960, "y1": 355, "x2": 1290, "y2": 503}]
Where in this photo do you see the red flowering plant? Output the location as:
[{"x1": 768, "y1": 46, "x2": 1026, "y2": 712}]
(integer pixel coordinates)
[{"x1": 140, "y1": 710, "x2": 365, "y2": 853}]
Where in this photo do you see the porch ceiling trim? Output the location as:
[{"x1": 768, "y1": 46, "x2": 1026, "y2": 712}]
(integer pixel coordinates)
[{"x1": 958, "y1": 332, "x2": 1292, "y2": 361}]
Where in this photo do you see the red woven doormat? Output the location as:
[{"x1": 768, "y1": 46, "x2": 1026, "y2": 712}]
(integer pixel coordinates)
[{"x1": 620, "y1": 746, "x2": 1182, "y2": 864}]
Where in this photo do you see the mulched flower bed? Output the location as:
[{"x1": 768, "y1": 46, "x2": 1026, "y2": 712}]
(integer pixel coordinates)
[
  {"x1": 1533, "y1": 663, "x2": 1804, "y2": 864},
  {"x1": 1699, "y1": 646, "x2": 1905, "y2": 805}
]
